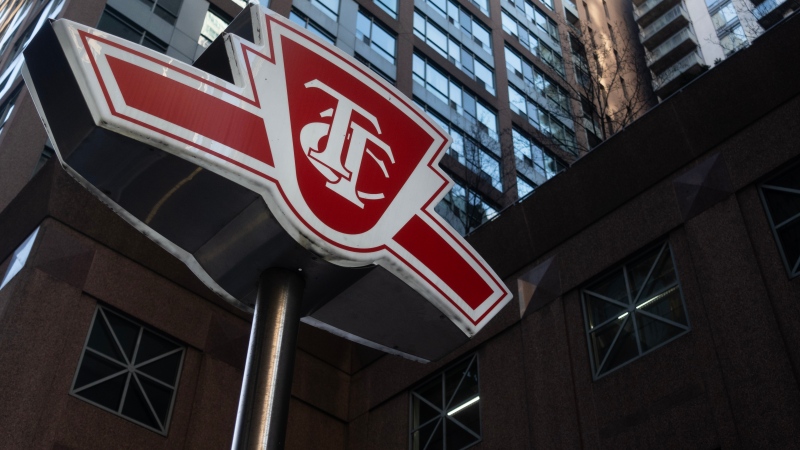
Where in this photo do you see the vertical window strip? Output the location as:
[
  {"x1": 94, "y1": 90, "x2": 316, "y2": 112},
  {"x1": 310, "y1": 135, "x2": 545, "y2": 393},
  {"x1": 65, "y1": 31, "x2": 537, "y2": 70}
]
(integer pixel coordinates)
[
  {"x1": 421, "y1": 0, "x2": 493, "y2": 55},
  {"x1": 504, "y1": 45, "x2": 572, "y2": 116},
  {"x1": 414, "y1": 10, "x2": 495, "y2": 94},
  {"x1": 509, "y1": 85, "x2": 576, "y2": 154},
  {"x1": 412, "y1": 53, "x2": 498, "y2": 139},
  {"x1": 501, "y1": 9, "x2": 564, "y2": 76}
]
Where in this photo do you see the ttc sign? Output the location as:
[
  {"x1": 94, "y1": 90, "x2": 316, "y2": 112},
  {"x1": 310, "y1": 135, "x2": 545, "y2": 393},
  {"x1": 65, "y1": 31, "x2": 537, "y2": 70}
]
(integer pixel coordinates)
[{"x1": 23, "y1": 6, "x2": 510, "y2": 340}]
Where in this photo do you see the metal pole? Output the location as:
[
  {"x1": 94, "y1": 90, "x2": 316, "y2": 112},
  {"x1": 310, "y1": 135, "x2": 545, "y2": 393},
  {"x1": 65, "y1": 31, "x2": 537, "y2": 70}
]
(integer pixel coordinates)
[{"x1": 232, "y1": 268, "x2": 304, "y2": 450}]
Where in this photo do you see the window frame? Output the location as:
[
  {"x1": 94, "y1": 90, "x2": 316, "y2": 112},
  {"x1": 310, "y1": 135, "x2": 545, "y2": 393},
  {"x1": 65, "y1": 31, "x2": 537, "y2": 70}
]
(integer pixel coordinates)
[
  {"x1": 759, "y1": 162, "x2": 800, "y2": 278},
  {"x1": 580, "y1": 241, "x2": 690, "y2": 379},
  {"x1": 70, "y1": 305, "x2": 186, "y2": 435},
  {"x1": 409, "y1": 353, "x2": 482, "y2": 450}
]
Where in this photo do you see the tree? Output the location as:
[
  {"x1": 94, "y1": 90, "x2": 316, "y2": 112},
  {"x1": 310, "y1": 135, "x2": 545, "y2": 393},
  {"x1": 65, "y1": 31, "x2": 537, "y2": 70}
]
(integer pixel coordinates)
[
  {"x1": 434, "y1": 121, "x2": 515, "y2": 235},
  {"x1": 559, "y1": 22, "x2": 655, "y2": 153}
]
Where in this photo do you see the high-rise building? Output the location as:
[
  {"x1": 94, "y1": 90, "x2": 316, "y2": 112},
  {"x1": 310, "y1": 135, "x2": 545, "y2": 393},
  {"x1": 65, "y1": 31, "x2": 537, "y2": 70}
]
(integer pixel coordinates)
[
  {"x1": 634, "y1": 0, "x2": 771, "y2": 99},
  {"x1": 0, "y1": 0, "x2": 654, "y2": 237}
]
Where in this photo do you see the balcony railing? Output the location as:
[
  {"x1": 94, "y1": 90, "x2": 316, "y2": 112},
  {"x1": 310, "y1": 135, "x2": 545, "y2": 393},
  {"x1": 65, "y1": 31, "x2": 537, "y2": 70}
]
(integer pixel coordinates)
[
  {"x1": 634, "y1": 0, "x2": 664, "y2": 20},
  {"x1": 646, "y1": 27, "x2": 697, "y2": 67},
  {"x1": 653, "y1": 51, "x2": 704, "y2": 90},
  {"x1": 640, "y1": 5, "x2": 689, "y2": 44},
  {"x1": 754, "y1": 0, "x2": 786, "y2": 18}
]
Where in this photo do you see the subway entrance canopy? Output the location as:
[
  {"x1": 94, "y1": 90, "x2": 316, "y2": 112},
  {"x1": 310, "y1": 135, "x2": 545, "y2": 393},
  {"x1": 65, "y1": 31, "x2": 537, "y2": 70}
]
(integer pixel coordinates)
[{"x1": 22, "y1": 4, "x2": 511, "y2": 361}]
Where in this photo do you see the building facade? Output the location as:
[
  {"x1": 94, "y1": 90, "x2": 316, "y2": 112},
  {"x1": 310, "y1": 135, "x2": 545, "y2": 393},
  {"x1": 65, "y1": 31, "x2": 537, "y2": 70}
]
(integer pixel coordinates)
[{"x1": 1, "y1": 0, "x2": 800, "y2": 449}]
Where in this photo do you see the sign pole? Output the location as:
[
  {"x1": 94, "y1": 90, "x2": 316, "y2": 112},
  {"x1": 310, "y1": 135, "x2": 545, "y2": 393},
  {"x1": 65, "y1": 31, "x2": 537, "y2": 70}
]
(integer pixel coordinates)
[{"x1": 232, "y1": 268, "x2": 304, "y2": 450}]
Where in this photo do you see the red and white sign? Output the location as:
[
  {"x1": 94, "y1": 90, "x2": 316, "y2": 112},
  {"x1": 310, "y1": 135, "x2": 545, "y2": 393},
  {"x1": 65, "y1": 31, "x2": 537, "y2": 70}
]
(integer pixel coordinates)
[{"x1": 34, "y1": 6, "x2": 510, "y2": 336}]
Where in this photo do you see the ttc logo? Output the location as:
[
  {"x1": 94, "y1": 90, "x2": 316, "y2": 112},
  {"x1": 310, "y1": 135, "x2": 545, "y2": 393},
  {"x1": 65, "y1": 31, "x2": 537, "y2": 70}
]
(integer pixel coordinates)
[
  {"x1": 28, "y1": 6, "x2": 511, "y2": 336},
  {"x1": 299, "y1": 80, "x2": 394, "y2": 209}
]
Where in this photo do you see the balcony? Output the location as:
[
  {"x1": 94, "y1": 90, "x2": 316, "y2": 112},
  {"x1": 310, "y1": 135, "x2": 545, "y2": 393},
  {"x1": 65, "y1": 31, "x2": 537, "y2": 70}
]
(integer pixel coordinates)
[
  {"x1": 640, "y1": 5, "x2": 690, "y2": 50},
  {"x1": 634, "y1": 0, "x2": 682, "y2": 28},
  {"x1": 754, "y1": 0, "x2": 800, "y2": 29},
  {"x1": 646, "y1": 27, "x2": 698, "y2": 74},
  {"x1": 652, "y1": 51, "x2": 707, "y2": 98}
]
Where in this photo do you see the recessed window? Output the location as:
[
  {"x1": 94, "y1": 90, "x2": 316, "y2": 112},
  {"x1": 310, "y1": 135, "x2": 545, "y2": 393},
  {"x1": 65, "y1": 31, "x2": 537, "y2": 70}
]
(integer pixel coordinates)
[
  {"x1": 410, "y1": 354, "x2": 481, "y2": 450},
  {"x1": 71, "y1": 306, "x2": 185, "y2": 434},
  {"x1": 760, "y1": 163, "x2": 800, "y2": 277},
  {"x1": 581, "y1": 242, "x2": 689, "y2": 378}
]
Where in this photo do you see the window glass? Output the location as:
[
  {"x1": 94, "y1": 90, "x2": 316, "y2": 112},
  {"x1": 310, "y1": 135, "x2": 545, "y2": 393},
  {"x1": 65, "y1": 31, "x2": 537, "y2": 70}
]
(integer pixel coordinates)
[
  {"x1": 198, "y1": 6, "x2": 231, "y2": 48},
  {"x1": 582, "y1": 242, "x2": 689, "y2": 378},
  {"x1": 414, "y1": 11, "x2": 495, "y2": 95},
  {"x1": 509, "y1": 86, "x2": 576, "y2": 153},
  {"x1": 356, "y1": 11, "x2": 396, "y2": 64},
  {"x1": 505, "y1": 46, "x2": 571, "y2": 116},
  {"x1": 374, "y1": 0, "x2": 398, "y2": 18},
  {"x1": 517, "y1": 177, "x2": 536, "y2": 198},
  {"x1": 711, "y1": 2, "x2": 738, "y2": 30},
  {"x1": 760, "y1": 162, "x2": 800, "y2": 277},
  {"x1": 719, "y1": 25, "x2": 746, "y2": 55},
  {"x1": 421, "y1": 0, "x2": 493, "y2": 55},
  {"x1": 311, "y1": 0, "x2": 340, "y2": 21},
  {"x1": 512, "y1": 128, "x2": 565, "y2": 182},
  {"x1": 412, "y1": 54, "x2": 497, "y2": 140},
  {"x1": 410, "y1": 354, "x2": 481, "y2": 450},
  {"x1": 501, "y1": 9, "x2": 564, "y2": 76},
  {"x1": 71, "y1": 306, "x2": 186, "y2": 434}
]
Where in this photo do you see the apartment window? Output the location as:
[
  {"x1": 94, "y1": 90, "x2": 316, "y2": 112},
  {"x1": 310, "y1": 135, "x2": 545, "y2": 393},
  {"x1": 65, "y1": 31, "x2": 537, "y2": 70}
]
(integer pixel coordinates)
[
  {"x1": 509, "y1": 85, "x2": 576, "y2": 154},
  {"x1": 602, "y1": 0, "x2": 610, "y2": 18},
  {"x1": 583, "y1": 2, "x2": 591, "y2": 21},
  {"x1": 289, "y1": 9, "x2": 336, "y2": 45},
  {"x1": 198, "y1": 5, "x2": 231, "y2": 48},
  {"x1": 414, "y1": 11, "x2": 496, "y2": 94},
  {"x1": 512, "y1": 128, "x2": 565, "y2": 181},
  {"x1": 354, "y1": 54, "x2": 395, "y2": 84},
  {"x1": 98, "y1": 7, "x2": 168, "y2": 53},
  {"x1": 71, "y1": 306, "x2": 186, "y2": 434},
  {"x1": 373, "y1": 0, "x2": 398, "y2": 18},
  {"x1": 507, "y1": 0, "x2": 559, "y2": 41},
  {"x1": 410, "y1": 354, "x2": 481, "y2": 449},
  {"x1": 415, "y1": 101, "x2": 500, "y2": 191},
  {"x1": 435, "y1": 180, "x2": 498, "y2": 232},
  {"x1": 311, "y1": 0, "x2": 340, "y2": 21},
  {"x1": 469, "y1": 0, "x2": 491, "y2": 16},
  {"x1": 421, "y1": 0, "x2": 493, "y2": 55},
  {"x1": 582, "y1": 242, "x2": 689, "y2": 378},
  {"x1": 719, "y1": 25, "x2": 747, "y2": 55},
  {"x1": 504, "y1": 46, "x2": 571, "y2": 116},
  {"x1": 412, "y1": 54, "x2": 498, "y2": 139},
  {"x1": 501, "y1": 10, "x2": 564, "y2": 77},
  {"x1": 710, "y1": 2, "x2": 738, "y2": 31},
  {"x1": 139, "y1": 0, "x2": 183, "y2": 25},
  {"x1": 541, "y1": 0, "x2": 555, "y2": 11},
  {"x1": 760, "y1": 163, "x2": 800, "y2": 277},
  {"x1": 356, "y1": 10, "x2": 396, "y2": 64},
  {"x1": 517, "y1": 176, "x2": 536, "y2": 198}
]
